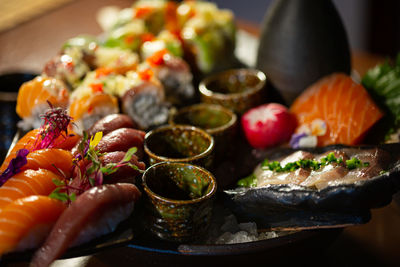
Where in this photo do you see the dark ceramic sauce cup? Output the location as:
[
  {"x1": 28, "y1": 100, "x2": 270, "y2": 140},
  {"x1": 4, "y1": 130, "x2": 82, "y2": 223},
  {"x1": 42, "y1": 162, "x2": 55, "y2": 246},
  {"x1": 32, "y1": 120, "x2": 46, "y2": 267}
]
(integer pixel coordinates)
[
  {"x1": 199, "y1": 68, "x2": 266, "y2": 114},
  {"x1": 169, "y1": 103, "x2": 237, "y2": 162},
  {"x1": 142, "y1": 162, "x2": 217, "y2": 242},
  {"x1": 144, "y1": 125, "x2": 214, "y2": 169}
]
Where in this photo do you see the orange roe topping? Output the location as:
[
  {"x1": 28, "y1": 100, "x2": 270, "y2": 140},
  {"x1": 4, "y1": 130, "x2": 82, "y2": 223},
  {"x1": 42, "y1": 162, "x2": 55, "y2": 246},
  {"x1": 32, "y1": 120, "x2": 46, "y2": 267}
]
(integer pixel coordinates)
[
  {"x1": 138, "y1": 68, "x2": 154, "y2": 81},
  {"x1": 90, "y1": 83, "x2": 104, "y2": 93},
  {"x1": 165, "y1": 2, "x2": 179, "y2": 32},
  {"x1": 146, "y1": 49, "x2": 169, "y2": 66},
  {"x1": 140, "y1": 33, "x2": 155, "y2": 43},
  {"x1": 134, "y1": 7, "x2": 153, "y2": 19},
  {"x1": 88, "y1": 105, "x2": 94, "y2": 114},
  {"x1": 124, "y1": 35, "x2": 135, "y2": 44},
  {"x1": 95, "y1": 67, "x2": 113, "y2": 78}
]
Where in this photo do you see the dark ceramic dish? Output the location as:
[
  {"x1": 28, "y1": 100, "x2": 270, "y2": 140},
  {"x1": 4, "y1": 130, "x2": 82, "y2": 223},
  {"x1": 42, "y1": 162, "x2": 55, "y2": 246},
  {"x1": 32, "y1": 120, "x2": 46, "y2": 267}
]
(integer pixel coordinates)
[
  {"x1": 144, "y1": 125, "x2": 214, "y2": 169},
  {"x1": 169, "y1": 103, "x2": 237, "y2": 162},
  {"x1": 199, "y1": 69, "x2": 266, "y2": 114},
  {"x1": 224, "y1": 143, "x2": 400, "y2": 229},
  {"x1": 142, "y1": 162, "x2": 217, "y2": 242}
]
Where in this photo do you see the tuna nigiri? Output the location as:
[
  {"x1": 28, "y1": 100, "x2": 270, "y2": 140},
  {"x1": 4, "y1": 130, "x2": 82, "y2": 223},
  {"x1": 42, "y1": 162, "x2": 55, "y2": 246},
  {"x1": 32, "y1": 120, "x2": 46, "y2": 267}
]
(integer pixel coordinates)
[
  {"x1": 16, "y1": 76, "x2": 70, "y2": 130},
  {"x1": 0, "y1": 196, "x2": 66, "y2": 256},
  {"x1": 31, "y1": 183, "x2": 141, "y2": 266},
  {"x1": 0, "y1": 169, "x2": 63, "y2": 210},
  {"x1": 290, "y1": 73, "x2": 384, "y2": 146},
  {"x1": 21, "y1": 149, "x2": 74, "y2": 177}
]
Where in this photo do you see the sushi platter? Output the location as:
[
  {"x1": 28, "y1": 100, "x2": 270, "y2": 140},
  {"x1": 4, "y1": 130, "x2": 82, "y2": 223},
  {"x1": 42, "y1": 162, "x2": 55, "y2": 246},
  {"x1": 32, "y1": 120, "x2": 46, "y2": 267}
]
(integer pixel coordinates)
[{"x1": 1, "y1": 0, "x2": 400, "y2": 266}]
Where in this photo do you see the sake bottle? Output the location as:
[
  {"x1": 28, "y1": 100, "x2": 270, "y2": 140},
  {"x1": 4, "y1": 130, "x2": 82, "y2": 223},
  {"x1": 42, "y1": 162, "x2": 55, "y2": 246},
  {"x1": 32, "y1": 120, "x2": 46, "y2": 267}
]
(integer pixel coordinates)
[{"x1": 256, "y1": 0, "x2": 351, "y2": 105}]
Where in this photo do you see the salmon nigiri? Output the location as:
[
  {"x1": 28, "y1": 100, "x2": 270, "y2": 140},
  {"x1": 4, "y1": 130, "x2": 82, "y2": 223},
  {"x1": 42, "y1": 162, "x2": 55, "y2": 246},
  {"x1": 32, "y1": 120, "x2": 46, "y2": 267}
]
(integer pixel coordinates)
[
  {"x1": 16, "y1": 76, "x2": 69, "y2": 130},
  {"x1": 0, "y1": 129, "x2": 39, "y2": 172},
  {"x1": 0, "y1": 129, "x2": 79, "y2": 173},
  {"x1": 290, "y1": 73, "x2": 384, "y2": 146},
  {"x1": 0, "y1": 169, "x2": 63, "y2": 210},
  {"x1": 0, "y1": 195, "x2": 66, "y2": 256},
  {"x1": 21, "y1": 149, "x2": 73, "y2": 177}
]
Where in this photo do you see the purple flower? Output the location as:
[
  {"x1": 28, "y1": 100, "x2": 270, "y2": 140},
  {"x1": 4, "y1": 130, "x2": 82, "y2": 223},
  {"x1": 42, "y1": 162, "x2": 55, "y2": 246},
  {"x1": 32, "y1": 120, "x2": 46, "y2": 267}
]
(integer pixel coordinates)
[
  {"x1": 290, "y1": 133, "x2": 308, "y2": 149},
  {"x1": 0, "y1": 149, "x2": 29, "y2": 186}
]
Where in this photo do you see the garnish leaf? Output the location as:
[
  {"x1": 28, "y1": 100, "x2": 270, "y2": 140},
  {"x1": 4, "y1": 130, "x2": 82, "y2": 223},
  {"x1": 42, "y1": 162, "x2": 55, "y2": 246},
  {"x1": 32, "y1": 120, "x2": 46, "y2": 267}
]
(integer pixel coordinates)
[{"x1": 123, "y1": 147, "x2": 138, "y2": 162}]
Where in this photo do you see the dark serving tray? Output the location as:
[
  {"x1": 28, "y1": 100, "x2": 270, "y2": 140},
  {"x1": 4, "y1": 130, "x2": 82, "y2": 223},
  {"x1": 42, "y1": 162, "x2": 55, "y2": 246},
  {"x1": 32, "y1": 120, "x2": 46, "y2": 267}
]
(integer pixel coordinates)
[{"x1": 1, "y1": 129, "x2": 344, "y2": 265}]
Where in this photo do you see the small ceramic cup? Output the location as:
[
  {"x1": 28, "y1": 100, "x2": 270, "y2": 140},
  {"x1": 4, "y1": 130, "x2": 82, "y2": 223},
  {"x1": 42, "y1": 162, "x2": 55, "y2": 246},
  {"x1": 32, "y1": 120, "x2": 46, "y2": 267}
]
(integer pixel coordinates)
[
  {"x1": 144, "y1": 125, "x2": 214, "y2": 169},
  {"x1": 142, "y1": 162, "x2": 217, "y2": 242},
  {"x1": 169, "y1": 103, "x2": 237, "y2": 162},
  {"x1": 199, "y1": 68, "x2": 267, "y2": 114}
]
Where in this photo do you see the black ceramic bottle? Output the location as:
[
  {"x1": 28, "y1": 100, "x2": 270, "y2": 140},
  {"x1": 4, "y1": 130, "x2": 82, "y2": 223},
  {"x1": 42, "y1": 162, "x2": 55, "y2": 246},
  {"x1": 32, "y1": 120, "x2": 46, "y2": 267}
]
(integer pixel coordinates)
[{"x1": 256, "y1": 0, "x2": 351, "y2": 105}]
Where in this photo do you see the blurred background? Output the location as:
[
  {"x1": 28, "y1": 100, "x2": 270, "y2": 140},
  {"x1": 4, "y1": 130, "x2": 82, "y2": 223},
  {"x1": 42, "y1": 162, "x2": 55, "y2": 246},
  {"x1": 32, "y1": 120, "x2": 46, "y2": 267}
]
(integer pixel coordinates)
[{"x1": 214, "y1": 0, "x2": 400, "y2": 58}]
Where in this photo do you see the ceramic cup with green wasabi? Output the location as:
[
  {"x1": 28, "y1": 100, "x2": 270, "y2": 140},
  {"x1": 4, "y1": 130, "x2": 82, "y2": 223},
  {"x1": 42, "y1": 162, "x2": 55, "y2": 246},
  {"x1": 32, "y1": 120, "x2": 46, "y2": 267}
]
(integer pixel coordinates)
[
  {"x1": 144, "y1": 125, "x2": 214, "y2": 169},
  {"x1": 142, "y1": 162, "x2": 217, "y2": 242}
]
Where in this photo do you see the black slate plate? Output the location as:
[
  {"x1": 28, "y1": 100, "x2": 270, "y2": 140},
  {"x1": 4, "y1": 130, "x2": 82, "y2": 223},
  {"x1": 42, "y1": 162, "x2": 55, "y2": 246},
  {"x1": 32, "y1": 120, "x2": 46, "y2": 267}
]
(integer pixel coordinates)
[{"x1": 223, "y1": 143, "x2": 400, "y2": 228}]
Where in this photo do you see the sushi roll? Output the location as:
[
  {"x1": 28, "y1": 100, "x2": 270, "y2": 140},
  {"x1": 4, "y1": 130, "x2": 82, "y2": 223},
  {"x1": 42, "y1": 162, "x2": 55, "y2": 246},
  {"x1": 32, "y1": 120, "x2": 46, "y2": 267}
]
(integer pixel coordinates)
[
  {"x1": 94, "y1": 46, "x2": 139, "y2": 74},
  {"x1": 177, "y1": 1, "x2": 236, "y2": 75},
  {"x1": 104, "y1": 19, "x2": 147, "y2": 51},
  {"x1": 68, "y1": 76, "x2": 120, "y2": 133},
  {"x1": 142, "y1": 48, "x2": 195, "y2": 106},
  {"x1": 121, "y1": 70, "x2": 170, "y2": 130},
  {"x1": 62, "y1": 35, "x2": 99, "y2": 69},
  {"x1": 141, "y1": 30, "x2": 183, "y2": 59},
  {"x1": 16, "y1": 76, "x2": 70, "y2": 130},
  {"x1": 43, "y1": 48, "x2": 91, "y2": 89},
  {"x1": 68, "y1": 93, "x2": 119, "y2": 133}
]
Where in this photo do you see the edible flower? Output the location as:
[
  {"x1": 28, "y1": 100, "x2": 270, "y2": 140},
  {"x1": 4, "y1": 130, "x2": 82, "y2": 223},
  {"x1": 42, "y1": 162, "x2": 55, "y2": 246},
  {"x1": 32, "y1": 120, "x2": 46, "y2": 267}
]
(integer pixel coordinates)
[
  {"x1": 0, "y1": 149, "x2": 29, "y2": 186},
  {"x1": 290, "y1": 119, "x2": 327, "y2": 149}
]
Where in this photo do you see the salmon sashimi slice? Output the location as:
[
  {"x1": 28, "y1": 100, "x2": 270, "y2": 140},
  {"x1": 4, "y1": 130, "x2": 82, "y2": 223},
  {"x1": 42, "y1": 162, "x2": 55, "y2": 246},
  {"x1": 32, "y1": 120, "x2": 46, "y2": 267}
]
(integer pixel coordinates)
[
  {"x1": 0, "y1": 169, "x2": 63, "y2": 211},
  {"x1": 21, "y1": 149, "x2": 73, "y2": 177},
  {"x1": 290, "y1": 73, "x2": 384, "y2": 146},
  {"x1": 0, "y1": 195, "x2": 66, "y2": 255},
  {"x1": 16, "y1": 76, "x2": 70, "y2": 130}
]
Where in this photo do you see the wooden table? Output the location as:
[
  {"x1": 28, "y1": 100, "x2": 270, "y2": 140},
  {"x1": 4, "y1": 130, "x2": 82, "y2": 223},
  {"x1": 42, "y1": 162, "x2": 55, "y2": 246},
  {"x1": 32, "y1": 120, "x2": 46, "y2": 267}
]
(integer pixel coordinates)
[{"x1": 1, "y1": 1, "x2": 399, "y2": 266}]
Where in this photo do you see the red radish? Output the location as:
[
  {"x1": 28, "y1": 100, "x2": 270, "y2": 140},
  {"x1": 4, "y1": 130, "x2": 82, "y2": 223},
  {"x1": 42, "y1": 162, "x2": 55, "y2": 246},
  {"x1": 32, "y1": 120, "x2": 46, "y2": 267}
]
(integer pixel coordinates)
[{"x1": 241, "y1": 103, "x2": 297, "y2": 148}]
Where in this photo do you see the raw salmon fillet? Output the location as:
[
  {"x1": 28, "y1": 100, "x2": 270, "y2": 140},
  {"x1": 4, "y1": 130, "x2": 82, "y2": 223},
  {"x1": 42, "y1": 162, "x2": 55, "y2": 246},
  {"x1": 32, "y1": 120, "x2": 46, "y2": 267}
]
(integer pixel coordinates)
[
  {"x1": 290, "y1": 73, "x2": 384, "y2": 146},
  {"x1": 0, "y1": 195, "x2": 66, "y2": 255}
]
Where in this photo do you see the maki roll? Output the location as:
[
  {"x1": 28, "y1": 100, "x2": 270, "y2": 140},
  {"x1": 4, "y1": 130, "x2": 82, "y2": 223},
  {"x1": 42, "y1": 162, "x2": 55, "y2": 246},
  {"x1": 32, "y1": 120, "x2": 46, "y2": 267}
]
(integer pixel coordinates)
[
  {"x1": 142, "y1": 49, "x2": 195, "y2": 106},
  {"x1": 68, "y1": 84, "x2": 119, "y2": 132},
  {"x1": 177, "y1": 1, "x2": 236, "y2": 75},
  {"x1": 122, "y1": 69, "x2": 169, "y2": 130},
  {"x1": 43, "y1": 37, "x2": 92, "y2": 89},
  {"x1": 16, "y1": 76, "x2": 70, "y2": 130}
]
